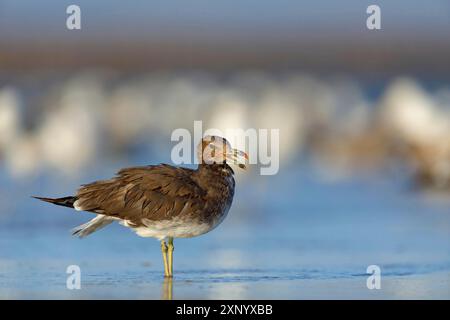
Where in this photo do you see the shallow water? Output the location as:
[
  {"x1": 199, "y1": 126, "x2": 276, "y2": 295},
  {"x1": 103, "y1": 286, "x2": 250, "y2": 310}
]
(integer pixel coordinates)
[{"x1": 0, "y1": 163, "x2": 449, "y2": 299}]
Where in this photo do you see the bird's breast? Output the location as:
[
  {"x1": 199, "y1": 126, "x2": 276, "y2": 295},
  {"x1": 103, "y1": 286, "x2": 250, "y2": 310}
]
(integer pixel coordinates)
[
  {"x1": 186, "y1": 165, "x2": 236, "y2": 231},
  {"x1": 128, "y1": 164, "x2": 236, "y2": 240}
]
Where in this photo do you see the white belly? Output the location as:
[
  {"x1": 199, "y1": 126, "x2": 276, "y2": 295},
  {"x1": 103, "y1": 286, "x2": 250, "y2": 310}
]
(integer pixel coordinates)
[
  {"x1": 119, "y1": 193, "x2": 233, "y2": 241},
  {"x1": 120, "y1": 217, "x2": 220, "y2": 241}
]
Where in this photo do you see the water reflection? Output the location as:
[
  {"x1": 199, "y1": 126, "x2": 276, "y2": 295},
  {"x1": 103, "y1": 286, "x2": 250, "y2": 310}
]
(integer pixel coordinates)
[
  {"x1": 208, "y1": 281, "x2": 248, "y2": 299},
  {"x1": 207, "y1": 249, "x2": 246, "y2": 269},
  {"x1": 161, "y1": 277, "x2": 173, "y2": 300}
]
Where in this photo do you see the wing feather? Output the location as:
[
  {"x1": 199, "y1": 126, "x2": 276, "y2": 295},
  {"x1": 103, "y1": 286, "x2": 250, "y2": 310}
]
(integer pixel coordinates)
[{"x1": 75, "y1": 165, "x2": 206, "y2": 225}]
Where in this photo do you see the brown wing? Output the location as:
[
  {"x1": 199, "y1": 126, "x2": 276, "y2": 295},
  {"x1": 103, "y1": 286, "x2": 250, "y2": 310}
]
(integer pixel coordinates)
[{"x1": 75, "y1": 164, "x2": 207, "y2": 226}]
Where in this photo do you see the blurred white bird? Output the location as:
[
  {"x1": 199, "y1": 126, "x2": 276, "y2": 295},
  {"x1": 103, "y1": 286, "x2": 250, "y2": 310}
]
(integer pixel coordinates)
[
  {"x1": 37, "y1": 74, "x2": 106, "y2": 175},
  {"x1": 0, "y1": 87, "x2": 42, "y2": 177},
  {"x1": 379, "y1": 78, "x2": 450, "y2": 189},
  {"x1": 0, "y1": 87, "x2": 22, "y2": 151}
]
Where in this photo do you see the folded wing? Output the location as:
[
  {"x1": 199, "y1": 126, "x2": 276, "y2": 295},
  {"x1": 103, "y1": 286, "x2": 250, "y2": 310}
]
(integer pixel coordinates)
[{"x1": 75, "y1": 164, "x2": 207, "y2": 226}]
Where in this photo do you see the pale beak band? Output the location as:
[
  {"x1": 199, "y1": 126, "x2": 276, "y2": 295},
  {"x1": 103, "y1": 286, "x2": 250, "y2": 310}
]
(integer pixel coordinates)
[{"x1": 227, "y1": 149, "x2": 248, "y2": 169}]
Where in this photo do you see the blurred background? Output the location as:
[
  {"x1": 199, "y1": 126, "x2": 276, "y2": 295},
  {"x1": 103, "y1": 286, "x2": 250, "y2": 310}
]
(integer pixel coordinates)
[{"x1": 0, "y1": 0, "x2": 449, "y2": 299}]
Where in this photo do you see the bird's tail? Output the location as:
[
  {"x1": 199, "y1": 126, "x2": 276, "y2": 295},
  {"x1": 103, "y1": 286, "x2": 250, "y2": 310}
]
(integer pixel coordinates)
[
  {"x1": 32, "y1": 196, "x2": 77, "y2": 208},
  {"x1": 71, "y1": 215, "x2": 114, "y2": 238}
]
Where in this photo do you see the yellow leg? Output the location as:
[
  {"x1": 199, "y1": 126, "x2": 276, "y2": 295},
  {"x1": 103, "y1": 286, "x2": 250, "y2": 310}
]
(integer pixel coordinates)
[
  {"x1": 161, "y1": 240, "x2": 169, "y2": 277},
  {"x1": 168, "y1": 237, "x2": 174, "y2": 277}
]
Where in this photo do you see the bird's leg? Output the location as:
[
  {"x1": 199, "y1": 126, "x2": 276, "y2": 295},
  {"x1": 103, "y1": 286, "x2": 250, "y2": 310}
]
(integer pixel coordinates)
[
  {"x1": 160, "y1": 240, "x2": 169, "y2": 277},
  {"x1": 168, "y1": 237, "x2": 174, "y2": 277}
]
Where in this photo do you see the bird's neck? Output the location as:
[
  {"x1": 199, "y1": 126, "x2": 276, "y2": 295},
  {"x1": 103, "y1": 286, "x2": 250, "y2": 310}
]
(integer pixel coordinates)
[
  {"x1": 197, "y1": 163, "x2": 234, "y2": 176},
  {"x1": 194, "y1": 164, "x2": 235, "y2": 193}
]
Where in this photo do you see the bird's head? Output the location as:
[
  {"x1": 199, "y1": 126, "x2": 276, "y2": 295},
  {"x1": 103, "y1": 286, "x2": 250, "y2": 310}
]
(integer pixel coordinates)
[{"x1": 197, "y1": 135, "x2": 248, "y2": 169}]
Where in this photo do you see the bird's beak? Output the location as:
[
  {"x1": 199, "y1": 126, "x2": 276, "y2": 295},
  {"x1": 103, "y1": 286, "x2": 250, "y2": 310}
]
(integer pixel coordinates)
[{"x1": 227, "y1": 148, "x2": 249, "y2": 170}]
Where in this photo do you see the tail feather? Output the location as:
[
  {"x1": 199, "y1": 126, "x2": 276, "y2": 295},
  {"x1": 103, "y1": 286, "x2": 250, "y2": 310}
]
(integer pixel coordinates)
[
  {"x1": 71, "y1": 215, "x2": 114, "y2": 238},
  {"x1": 32, "y1": 196, "x2": 77, "y2": 208}
]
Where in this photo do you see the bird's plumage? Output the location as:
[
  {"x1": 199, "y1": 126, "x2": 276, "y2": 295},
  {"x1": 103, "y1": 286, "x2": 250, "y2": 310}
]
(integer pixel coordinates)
[
  {"x1": 75, "y1": 164, "x2": 208, "y2": 224},
  {"x1": 72, "y1": 163, "x2": 235, "y2": 237},
  {"x1": 35, "y1": 163, "x2": 236, "y2": 240}
]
